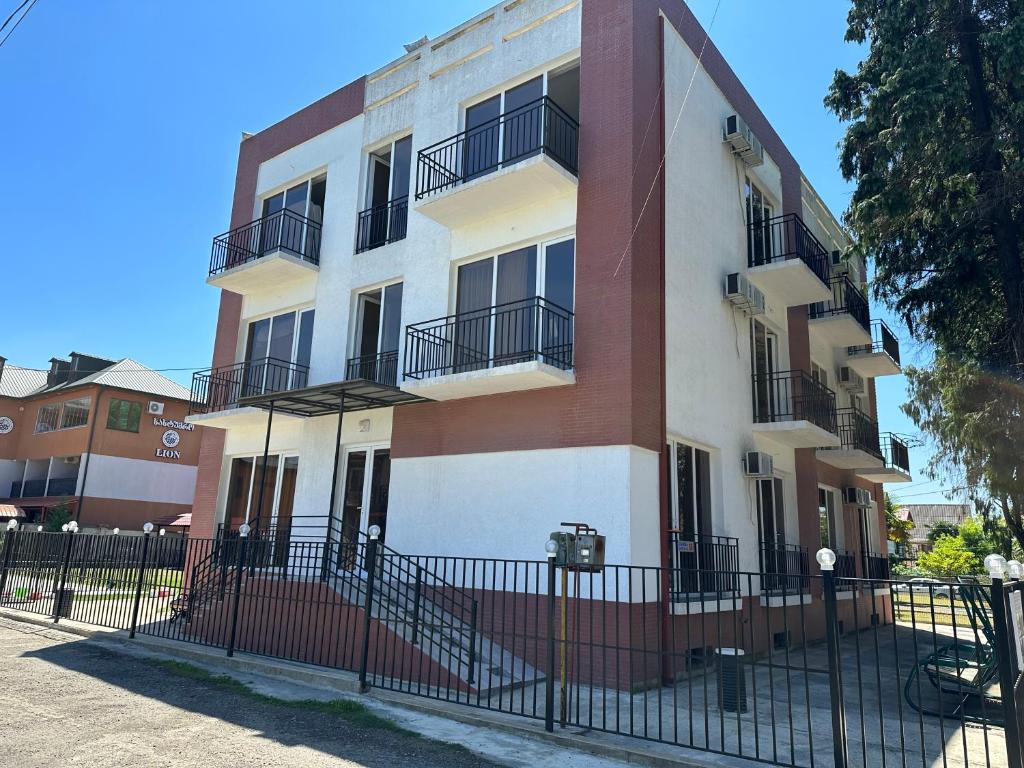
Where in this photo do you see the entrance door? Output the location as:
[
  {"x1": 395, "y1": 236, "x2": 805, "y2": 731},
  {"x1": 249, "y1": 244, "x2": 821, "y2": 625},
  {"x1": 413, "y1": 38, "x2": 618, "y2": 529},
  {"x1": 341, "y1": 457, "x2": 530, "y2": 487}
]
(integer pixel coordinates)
[{"x1": 335, "y1": 446, "x2": 391, "y2": 571}]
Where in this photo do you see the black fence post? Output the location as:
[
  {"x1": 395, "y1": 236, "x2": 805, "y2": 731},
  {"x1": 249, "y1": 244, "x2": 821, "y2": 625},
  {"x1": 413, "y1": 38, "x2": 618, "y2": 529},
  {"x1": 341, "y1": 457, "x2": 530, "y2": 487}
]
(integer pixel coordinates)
[
  {"x1": 410, "y1": 565, "x2": 422, "y2": 646},
  {"x1": 129, "y1": 529, "x2": 153, "y2": 639},
  {"x1": 822, "y1": 562, "x2": 849, "y2": 768},
  {"x1": 53, "y1": 527, "x2": 76, "y2": 624},
  {"x1": 0, "y1": 525, "x2": 17, "y2": 605},
  {"x1": 466, "y1": 600, "x2": 478, "y2": 686},
  {"x1": 545, "y1": 549, "x2": 556, "y2": 733},
  {"x1": 358, "y1": 529, "x2": 380, "y2": 693},
  {"x1": 226, "y1": 528, "x2": 249, "y2": 658},
  {"x1": 989, "y1": 574, "x2": 1023, "y2": 768}
]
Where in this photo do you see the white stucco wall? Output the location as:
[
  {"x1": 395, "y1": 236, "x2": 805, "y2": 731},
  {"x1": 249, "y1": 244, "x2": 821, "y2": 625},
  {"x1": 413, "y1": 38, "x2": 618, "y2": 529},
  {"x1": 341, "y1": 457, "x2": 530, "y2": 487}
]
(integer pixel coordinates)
[{"x1": 82, "y1": 454, "x2": 197, "y2": 505}]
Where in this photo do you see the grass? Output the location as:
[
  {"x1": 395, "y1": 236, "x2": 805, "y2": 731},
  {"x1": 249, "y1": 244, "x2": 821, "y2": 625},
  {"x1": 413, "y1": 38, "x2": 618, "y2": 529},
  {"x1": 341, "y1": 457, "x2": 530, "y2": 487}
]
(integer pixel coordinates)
[{"x1": 151, "y1": 659, "x2": 419, "y2": 736}]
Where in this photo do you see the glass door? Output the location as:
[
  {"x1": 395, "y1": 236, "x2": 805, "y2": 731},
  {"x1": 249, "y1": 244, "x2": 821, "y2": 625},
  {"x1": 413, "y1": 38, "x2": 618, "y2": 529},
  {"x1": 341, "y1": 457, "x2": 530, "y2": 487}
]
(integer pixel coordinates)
[
  {"x1": 335, "y1": 446, "x2": 391, "y2": 572},
  {"x1": 751, "y1": 319, "x2": 779, "y2": 421}
]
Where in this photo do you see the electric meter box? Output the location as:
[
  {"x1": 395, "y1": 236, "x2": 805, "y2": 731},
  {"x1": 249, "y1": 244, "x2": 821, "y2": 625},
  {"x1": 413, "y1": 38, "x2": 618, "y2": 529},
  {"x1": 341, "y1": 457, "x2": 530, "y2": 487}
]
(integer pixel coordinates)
[
  {"x1": 549, "y1": 531, "x2": 576, "y2": 568},
  {"x1": 574, "y1": 533, "x2": 606, "y2": 572}
]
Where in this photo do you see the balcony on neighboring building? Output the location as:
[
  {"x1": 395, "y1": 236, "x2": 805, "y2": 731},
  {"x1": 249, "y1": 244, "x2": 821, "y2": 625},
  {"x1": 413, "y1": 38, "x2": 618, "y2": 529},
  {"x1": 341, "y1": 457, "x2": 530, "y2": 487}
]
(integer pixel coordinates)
[
  {"x1": 817, "y1": 407, "x2": 884, "y2": 470},
  {"x1": 414, "y1": 96, "x2": 579, "y2": 228},
  {"x1": 9, "y1": 473, "x2": 78, "y2": 500},
  {"x1": 746, "y1": 213, "x2": 833, "y2": 307},
  {"x1": 187, "y1": 357, "x2": 309, "y2": 429},
  {"x1": 401, "y1": 297, "x2": 574, "y2": 400},
  {"x1": 846, "y1": 319, "x2": 902, "y2": 377},
  {"x1": 207, "y1": 210, "x2": 321, "y2": 294},
  {"x1": 751, "y1": 370, "x2": 841, "y2": 449},
  {"x1": 355, "y1": 197, "x2": 408, "y2": 253},
  {"x1": 346, "y1": 350, "x2": 399, "y2": 388},
  {"x1": 668, "y1": 531, "x2": 740, "y2": 608},
  {"x1": 856, "y1": 432, "x2": 912, "y2": 483},
  {"x1": 809, "y1": 275, "x2": 872, "y2": 348},
  {"x1": 760, "y1": 541, "x2": 810, "y2": 600}
]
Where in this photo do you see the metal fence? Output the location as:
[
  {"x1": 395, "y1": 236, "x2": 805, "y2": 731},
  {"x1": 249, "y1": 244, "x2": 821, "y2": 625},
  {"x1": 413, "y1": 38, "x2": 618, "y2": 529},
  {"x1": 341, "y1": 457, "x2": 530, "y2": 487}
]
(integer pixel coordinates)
[{"x1": 1, "y1": 528, "x2": 1022, "y2": 768}]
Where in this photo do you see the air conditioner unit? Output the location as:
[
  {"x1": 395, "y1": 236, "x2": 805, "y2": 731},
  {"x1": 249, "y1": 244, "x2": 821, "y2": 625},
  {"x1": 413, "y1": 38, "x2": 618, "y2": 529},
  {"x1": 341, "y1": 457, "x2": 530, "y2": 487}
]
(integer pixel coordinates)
[
  {"x1": 838, "y1": 366, "x2": 865, "y2": 394},
  {"x1": 743, "y1": 451, "x2": 774, "y2": 479},
  {"x1": 843, "y1": 487, "x2": 872, "y2": 507},
  {"x1": 723, "y1": 114, "x2": 765, "y2": 167},
  {"x1": 724, "y1": 273, "x2": 766, "y2": 316},
  {"x1": 63, "y1": 456, "x2": 79, "y2": 465},
  {"x1": 148, "y1": 401, "x2": 165, "y2": 416}
]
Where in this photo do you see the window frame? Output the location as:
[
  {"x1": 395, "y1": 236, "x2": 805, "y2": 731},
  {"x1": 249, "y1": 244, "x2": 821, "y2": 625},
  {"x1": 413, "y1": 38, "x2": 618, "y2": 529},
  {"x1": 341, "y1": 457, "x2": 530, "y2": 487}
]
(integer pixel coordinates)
[
  {"x1": 223, "y1": 452, "x2": 300, "y2": 530},
  {"x1": 106, "y1": 397, "x2": 143, "y2": 433}
]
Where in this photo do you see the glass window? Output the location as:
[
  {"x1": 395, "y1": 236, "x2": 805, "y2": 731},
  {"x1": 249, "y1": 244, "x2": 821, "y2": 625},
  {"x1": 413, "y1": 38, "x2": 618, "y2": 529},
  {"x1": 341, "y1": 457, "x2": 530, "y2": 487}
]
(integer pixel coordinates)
[
  {"x1": 35, "y1": 404, "x2": 60, "y2": 433},
  {"x1": 818, "y1": 487, "x2": 838, "y2": 550},
  {"x1": 59, "y1": 397, "x2": 91, "y2": 430},
  {"x1": 106, "y1": 398, "x2": 142, "y2": 432}
]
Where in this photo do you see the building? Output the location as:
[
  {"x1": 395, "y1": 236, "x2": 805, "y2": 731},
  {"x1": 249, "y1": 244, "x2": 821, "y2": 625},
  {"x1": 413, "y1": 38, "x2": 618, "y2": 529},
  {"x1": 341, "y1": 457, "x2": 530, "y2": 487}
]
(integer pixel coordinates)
[
  {"x1": 186, "y1": 0, "x2": 911, "y2": 595},
  {"x1": 902, "y1": 503, "x2": 973, "y2": 555},
  {"x1": 0, "y1": 352, "x2": 202, "y2": 530}
]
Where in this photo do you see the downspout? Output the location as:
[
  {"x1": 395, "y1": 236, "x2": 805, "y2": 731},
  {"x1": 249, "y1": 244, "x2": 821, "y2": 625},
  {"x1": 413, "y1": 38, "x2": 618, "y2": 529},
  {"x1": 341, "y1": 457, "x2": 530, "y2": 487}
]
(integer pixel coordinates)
[{"x1": 74, "y1": 385, "x2": 105, "y2": 522}]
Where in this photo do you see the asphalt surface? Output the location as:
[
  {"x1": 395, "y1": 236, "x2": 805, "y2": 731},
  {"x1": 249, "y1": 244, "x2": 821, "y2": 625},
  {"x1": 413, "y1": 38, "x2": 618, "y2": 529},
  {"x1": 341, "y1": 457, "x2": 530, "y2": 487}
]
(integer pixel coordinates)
[{"x1": 0, "y1": 620, "x2": 501, "y2": 768}]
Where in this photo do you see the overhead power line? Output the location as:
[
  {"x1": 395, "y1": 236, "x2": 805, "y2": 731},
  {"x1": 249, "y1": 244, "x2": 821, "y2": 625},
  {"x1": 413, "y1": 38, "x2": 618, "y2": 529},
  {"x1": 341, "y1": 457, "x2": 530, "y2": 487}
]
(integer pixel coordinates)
[
  {"x1": 0, "y1": 0, "x2": 38, "y2": 50},
  {"x1": 0, "y1": 0, "x2": 30, "y2": 34}
]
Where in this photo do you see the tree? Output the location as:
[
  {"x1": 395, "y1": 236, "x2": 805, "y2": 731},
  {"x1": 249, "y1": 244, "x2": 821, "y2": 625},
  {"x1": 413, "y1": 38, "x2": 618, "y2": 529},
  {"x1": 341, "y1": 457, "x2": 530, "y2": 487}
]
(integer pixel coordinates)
[
  {"x1": 43, "y1": 503, "x2": 72, "y2": 532},
  {"x1": 927, "y1": 520, "x2": 961, "y2": 544},
  {"x1": 826, "y1": 0, "x2": 1024, "y2": 551},
  {"x1": 917, "y1": 534, "x2": 982, "y2": 578},
  {"x1": 884, "y1": 494, "x2": 913, "y2": 552}
]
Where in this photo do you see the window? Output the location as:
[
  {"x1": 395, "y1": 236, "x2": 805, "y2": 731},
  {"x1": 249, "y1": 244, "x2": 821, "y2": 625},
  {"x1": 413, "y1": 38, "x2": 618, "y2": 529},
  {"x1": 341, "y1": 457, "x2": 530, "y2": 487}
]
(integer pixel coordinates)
[
  {"x1": 350, "y1": 283, "x2": 403, "y2": 386},
  {"x1": 244, "y1": 308, "x2": 315, "y2": 394},
  {"x1": 818, "y1": 487, "x2": 840, "y2": 550},
  {"x1": 259, "y1": 175, "x2": 327, "y2": 258},
  {"x1": 35, "y1": 404, "x2": 60, "y2": 433},
  {"x1": 746, "y1": 179, "x2": 775, "y2": 266},
  {"x1": 452, "y1": 237, "x2": 575, "y2": 371},
  {"x1": 107, "y1": 398, "x2": 142, "y2": 432},
  {"x1": 811, "y1": 362, "x2": 830, "y2": 390},
  {"x1": 668, "y1": 441, "x2": 726, "y2": 595},
  {"x1": 750, "y1": 319, "x2": 778, "y2": 420},
  {"x1": 757, "y1": 477, "x2": 786, "y2": 544},
  {"x1": 59, "y1": 398, "x2": 91, "y2": 429},
  {"x1": 357, "y1": 136, "x2": 412, "y2": 252}
]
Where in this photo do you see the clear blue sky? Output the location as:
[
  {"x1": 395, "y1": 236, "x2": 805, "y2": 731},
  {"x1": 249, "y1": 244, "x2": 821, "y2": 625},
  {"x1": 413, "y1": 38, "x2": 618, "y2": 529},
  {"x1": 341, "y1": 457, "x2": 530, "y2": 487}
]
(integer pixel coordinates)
[{"x1": 0, "y1": 0, "x2": 951, "y2": 503}]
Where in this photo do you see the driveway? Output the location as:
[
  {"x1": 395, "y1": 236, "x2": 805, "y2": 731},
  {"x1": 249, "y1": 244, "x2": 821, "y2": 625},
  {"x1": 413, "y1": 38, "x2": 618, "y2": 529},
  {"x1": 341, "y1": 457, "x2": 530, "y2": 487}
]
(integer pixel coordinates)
[{"x1": 0, "y1": 618, "x2": 502, "y2": 768}]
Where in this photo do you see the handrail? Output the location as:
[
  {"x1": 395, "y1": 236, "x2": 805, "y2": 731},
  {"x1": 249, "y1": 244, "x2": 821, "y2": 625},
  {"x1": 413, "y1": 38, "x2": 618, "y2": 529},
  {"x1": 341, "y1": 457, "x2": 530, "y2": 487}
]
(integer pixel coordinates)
[
  {"x1": 210, "y1": 209, "x2": 322, "y2": 276},
  {"x1": 751, "y1": 369, "x2": 838, "y2": 434},
  {"x1": 810, "y1": 275, "x2": 871, "y2": 332},
  {"x1": 746, "y1": 213, "x2": 831, "y2": 287},
  {"x1": 835, "y1": 407, "x2": 882, "y2": 459},
  {"x1": 346, "y1": 350, "x2": 399, "y2": 387},
  {"x1": 415, "y1": 96, "x2": 579, "y2": 199},
  {"x1": 880, "y1": 432, "x2": 911, "y2": 473},
  {"x1": 355, "y1": 196, "x2": 408, "y2": 253},
  {"x1": 847, "y1": 319, "x2": 901, "y2": 366},
  {"x1": 189, "y1": 357, "x2": 310, "y2": 415},
  {"x1": 667, "y1": 530, "x2": 740, "y2": 597}
]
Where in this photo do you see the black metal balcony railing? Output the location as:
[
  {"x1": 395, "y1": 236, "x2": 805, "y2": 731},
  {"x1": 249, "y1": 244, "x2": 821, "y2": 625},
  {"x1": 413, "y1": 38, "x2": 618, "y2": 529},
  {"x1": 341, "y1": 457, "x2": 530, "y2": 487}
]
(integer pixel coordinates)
[
  {"x1": 835, "y1": 407, "x2": 883, "y2": 459},
  {"x1": 209, "y1": 209, "x2": 322, "y2": 277},
  {"x1": 46, "y1": 477, "x2": 78, "y2": 496},
  {"x1": 415, "y1": 96, "x2": 579, "y2": 199},
  {"x1": 835, "y1": 549, "x2": 858, "y2": 587},
  {"x1": 669, "y1": 531, "x2": 740, "y2": 599},
  {"x1": 862, "y1": 552, "x2": 891, "y2": 581},
  {"x1": 404, "y1": 297, "x2": 573, "y2": 380},
  {"x1": 847, "y1": 319, "x2": 901, "y2": 367},
  {"x1": 809, "y1": 275, "x2": 871, "y2": 333},
  {"x1": 880, "y1": 432, "x2": 911, "y2": 473},
  {"x1": 346, "y1": 351, "x2": 399, "y2": 388},
  {"x1": 760, "y1": 541, "x2": 810, "y2": 594},
  {"x1": 746, "y1": 213, "x2": 831, "y2": 287},
  {"x1": 189, "y1": 357, "x2": 310, "y2": 415},
  {"x1": 355, "y1": 196, "x2": 408, "y2": 253},
  {"x1": 751, "y1": 369, "x2": 838, "y2": 435}
]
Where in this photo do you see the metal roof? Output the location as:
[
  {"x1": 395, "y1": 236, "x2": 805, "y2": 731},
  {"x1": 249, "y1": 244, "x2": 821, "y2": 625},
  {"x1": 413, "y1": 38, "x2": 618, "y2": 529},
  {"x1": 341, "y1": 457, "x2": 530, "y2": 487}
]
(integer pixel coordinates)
[
  {"x1": 902, "y1": 503, "x2": 973, "y2": 543},
  {"x1": 70, "y1": 359, "x2": 192, "y2": 401},
  {"x1": 238, "y1": 378, "x2": 429, "y2": 417},
  {"x1": 0, "y1": 365, "x2": 48, "y2": 398}
]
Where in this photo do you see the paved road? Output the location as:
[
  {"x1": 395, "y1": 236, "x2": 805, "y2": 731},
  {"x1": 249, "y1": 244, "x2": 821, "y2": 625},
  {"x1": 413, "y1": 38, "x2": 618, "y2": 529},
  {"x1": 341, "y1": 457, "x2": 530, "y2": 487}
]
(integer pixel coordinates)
[{"x1": 0, "y1": 620, "x2": 501, "y2": 768}]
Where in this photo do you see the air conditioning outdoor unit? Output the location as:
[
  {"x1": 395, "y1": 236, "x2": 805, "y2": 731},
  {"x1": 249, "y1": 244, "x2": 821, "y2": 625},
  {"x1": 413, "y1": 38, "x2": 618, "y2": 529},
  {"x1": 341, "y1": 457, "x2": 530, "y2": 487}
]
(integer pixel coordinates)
[
  {"x1": 838, "y1": 366, "x2": 865, "y2": 394},
  {"x1": 743, "y1": 451, "x2": 774, "y2": 479},
  {"x1": 723, "y1": 114, "x2": 765, "y2": 167},
  {"x1": 724, "y1": 273, "x2": 766, "y2": 316},
  {"x1": 843, "y1": 487, "x2": 872, "y2": 507},
  {"x1": 148, "y1": 401, "x2": 165, "y2": 416}
]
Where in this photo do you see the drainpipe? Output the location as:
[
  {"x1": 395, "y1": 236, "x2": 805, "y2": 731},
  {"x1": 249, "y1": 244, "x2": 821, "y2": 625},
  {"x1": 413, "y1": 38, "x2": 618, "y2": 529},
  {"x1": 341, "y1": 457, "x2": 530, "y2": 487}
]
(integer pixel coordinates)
[{"x1": 74, "y1": 385, "x2": 105, "y2": 522}]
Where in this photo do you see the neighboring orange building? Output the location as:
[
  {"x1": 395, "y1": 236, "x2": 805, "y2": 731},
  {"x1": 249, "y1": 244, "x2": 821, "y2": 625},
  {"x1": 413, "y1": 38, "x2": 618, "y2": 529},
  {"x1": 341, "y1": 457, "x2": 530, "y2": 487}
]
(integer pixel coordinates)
[{"x1": 0, "y1": 352, "x2": 203, "y2": 531}]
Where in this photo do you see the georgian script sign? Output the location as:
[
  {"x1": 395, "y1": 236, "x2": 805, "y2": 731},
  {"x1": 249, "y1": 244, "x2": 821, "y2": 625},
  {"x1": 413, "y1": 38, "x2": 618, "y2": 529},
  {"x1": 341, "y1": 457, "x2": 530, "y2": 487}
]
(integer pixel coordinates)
[{"x1": 153, "y1": 417, "x2": 194, "y2": 431}]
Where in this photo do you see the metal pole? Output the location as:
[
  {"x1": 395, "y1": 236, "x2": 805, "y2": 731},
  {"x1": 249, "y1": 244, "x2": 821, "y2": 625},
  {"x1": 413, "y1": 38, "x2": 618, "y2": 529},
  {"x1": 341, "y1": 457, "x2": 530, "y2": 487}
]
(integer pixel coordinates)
[
  {"x1": 410, "y1": 565, "x2": 422, "y2": 645},
  {"x1": 358, "y1": 529, "x2": 379, "y2": 692},
  {"x1": 559, "y1": 565, "x2": 568, "y2": 727},
  {"x1": 253, "y1": 402, "x2": 275, "y2": 533},
  {"x1": 322, "y1": 391, "x2": 345, "y2": 580},
  {"x1": 53, "y1": 528, "x2": 76, "y2": 623},
  {"x1": 226, "y1": 527, "x2": 249, "y2": 658},
  {"x1": 990, "y1": 576, "x2": 1023, "y2": 768},
  {"x1": 822, "y1": 568, "x2": 849, "y2": 768},
  {"x1": 0, "y1": 527, "x2": 16, "y2": 605},
  {"x1": 545, "y1": 552, "x2": 556, "y2": 733},
  {"x1": 467, "y1": 600, "x2": 478, "y2": 686},
  {"x1": 129, "y1": 531, "x2": 152, "y2": 638}
]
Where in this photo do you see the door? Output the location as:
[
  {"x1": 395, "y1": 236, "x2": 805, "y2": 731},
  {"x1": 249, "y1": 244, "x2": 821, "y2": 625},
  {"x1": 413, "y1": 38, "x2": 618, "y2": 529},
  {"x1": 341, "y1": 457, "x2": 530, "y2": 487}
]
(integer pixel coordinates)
[
  {"x1": 464, "y1": 95, "x2": 501, "y2": 180},
  {"x1": 335, "y1": 446, "x2": 391, "y2": 571},
  {"x1": 751, "y1": 319, "x2": 779, "y2": 421}
]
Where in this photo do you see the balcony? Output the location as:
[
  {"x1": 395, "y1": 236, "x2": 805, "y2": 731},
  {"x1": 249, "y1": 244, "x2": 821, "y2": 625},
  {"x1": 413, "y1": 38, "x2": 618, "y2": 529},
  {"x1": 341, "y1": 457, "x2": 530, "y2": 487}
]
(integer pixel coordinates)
[
  {"x1": 809, "y1": 275, "x2": 872, "y2": 348},
  {"x1": 746, "y1": 214, "x2": 833, "y2": 307},
  {"x1": 846, "y1": 320, "x2": 902, "y2": 377},
  {"x1": 856, "y1": 432, "x2": 912, "y2": 483},
  {"x1": 835, "y1": 549, "x2": 858, "y2": 591},
  {"x1": 414, "y1": 96, "x2": 579, "y2": 228},
  {"x1": 751, "y1": 370, "x2": 841, "y2": 449},
  {"x1": 8, "y1": 476, "x2": 77, "y2": 499},
  {"x1": 862, "y1": 552, "x2": 891, "y2": 582},
  {"x1": 668, "y1": 531, "x2": 740, "y2": 607},
  {"x1": 207, "y1": 210, "x2": 321, "y2": 294},
  {"x1": 760, "y1": 541, "x2": 810, "y2": 601},
  {"x1": 187, "y1": 357, "x2": 309, "y2": 429},
  {"x1": 401, "y1": 297, "x2": 574, "y2": 401},
  {"x1": 817, "y1": 407, "x2": 883, "y2": 470},
  {"x1": 346, "y1": 351, "x2": 399, "y2": 388},
  {"x1": 355, "y1": 197, "x2": 408, "y2": 253}
]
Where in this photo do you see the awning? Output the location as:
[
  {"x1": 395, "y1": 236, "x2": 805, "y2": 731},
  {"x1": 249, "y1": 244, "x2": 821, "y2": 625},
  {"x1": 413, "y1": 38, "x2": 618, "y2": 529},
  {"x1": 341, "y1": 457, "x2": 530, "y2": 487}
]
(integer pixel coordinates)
[
  {"x1": 0, "y1": 505, "x2": 26, "y2": 519},
  {"x1": 154, "y1": 512, "x2": 192, "y2": 528},
  {"x1": 238, "y1": 378, "x2": 429, "y2": 418},
  {"x1": 0, "y1": 497, "x2": 77, "y2": 510}
]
